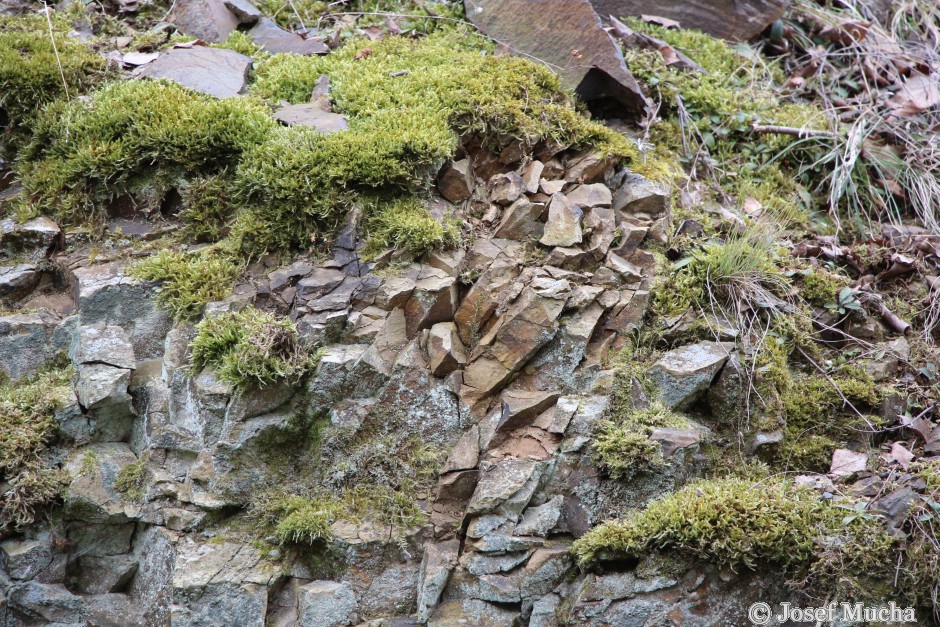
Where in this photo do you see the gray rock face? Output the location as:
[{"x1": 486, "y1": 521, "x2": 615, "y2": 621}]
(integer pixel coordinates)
[
  {"x1": 1, "y1": 540, "x2": 54, "y2": 580},
  {"x1": 274, "y1": 104, "x2": 349, "y2": 133},
  {"x1": 648, "y1": 341, "x2": 734, "y2": 410},
  {"x1": 613, "y1": 173, "x2": 669, "y2": 217},
  {"x1": 0, "y1": 311, "x2": 65, "y2": 381},
  {"x1": 539, "y1": 193, "x2": 583, "y2": 247},
  {"x1": 298, "y1": 581, "x2": 358, "y2": 627},
  {"x1": 64, "y1": 443, "x2": 140, "y2": 523},
  {"x1": 248, "y1": 17, "x2": 329, "y2": 55},
  {"x1": 169, "y1": 0, "x2": 239, "y2": 41},
  {"x1": 0, "y1": 216, "x2": 62, "y2": 260},
  {"x1": 139, "y1": 47, "x2": 252, "y2": 98},
  {"x1": 0, "y1": 263, "x2": 39, "y2": 298},
  {"x1": 223, "y1": 0, "x2": 261, "y2": 24}
]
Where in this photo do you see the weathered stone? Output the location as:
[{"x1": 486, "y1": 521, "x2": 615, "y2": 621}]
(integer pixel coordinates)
[
  {"x1": 75, "y1": 363, "x2": 133, "y2": 421},
  {"x1": 0, "y1": 263, "x2": 39, "y2": 298},
  {"x1": 648, "y1": 341, "x2": 733, "y2": 410},
  {"x1": 522, "y1": 160, "x2": 544, "y2": 193},
  {"x1": 138, "y1": 47, "x2": 251, "y2": 98},
  {"x1": 650, "y1": 427, "x2": 701, "y2": 458},
  {"x1": 464, "y1": 0, "x2": 647, "y2": 114},
  {"x1": 403, "y1": 269, "x2": 458, "y2": 337},
  {"x1": 438, "y1": 159, "x2": 473, "y2": 203},
  {"x1": 468, "y1": 571, "x2": 523, "y2": 603},
  {"x1": 71, "y1": 323, "x2": 137, "y2": 370},
  {"x1": 169, "y1": 0, "x2": 238, "y2": 41},
  {"x1": 605, "y1": 251, "x2": 643, "y2": 280},
  {"x1": 171, "y1": 538, "x2": 272, "y2": 626},
  {"x1": 0, "y1": 311, "x2": 65, "y2": 381},
  {"x1": 1, "y1": 539, "x2": 53, "y2": 580},
  {"x1": 494, "y1": 197, "x2": 544, "y2": 240},
  {"x1": 6, "y1": 582, "x2": 83, "y2": 625},
  {"x1": 429, "y1": 597, "x2": 518, "y2": 626},
  {"x1": 565, "y1": 149, "x2": 616, "y2": 184},
  {"x1": 521, "y1": 547, "x2": 571, "y2": 598},
  {"x1": 490, "y1": 172, "x2": 526, "y2": 205},
  {"x1": 274, "y1": 103, "x2": 349, "y2": 133},
  {"x1": 589, "y1": 0, "x2": 789, "y2": 41},
  {"x1": 468, "y1": 459, "x2": 542, "y2": 515},
  {"x1": 417, "y1": 539, "x2": 460, "y2": 622},
  {"x1": 613, "y1": 173, "x2": 669, "y2": 217},
  {"x1": 428, "y1": 321, "x2": 468, "y2": 377},
  {"x1": 0, "y1": 216, "x2": 62, "y2": 260},
  {"x1": 498, "y1": 390, "x2": 560, "y2": 433},
  {"x1": 539, "y1": 193, "x2": 583, "y2": 247},
  {"x1": 64, "y1": 443, "x2": 139, "y2": 523},
  {"x1": 464, "y1": 551, "x2": 531, "y2": 576},
  {"x1": 566, "y1": 183, "x2": 612, "y2": 208},
  {"x1": 223, "y1": 0, "x2": 261, "y2": 24},
  {"x1": 296, "y1": 267, "x2": 346, "y2": 300},
  {"x1": 248, "y1": 17, "x2": 329, "y2": 55},
  {"x1": 540, "y1": 179, "x2": 566, "y2": 195},
  {"x1": 298, "y1": 581, "x2": 357, "y2": 627},
  {"x1": 515, "y1": 495, "x2": 564, "y2": 536},
  {"x1": 530, "y1": 593, "x2": 562, "y2": 627}
]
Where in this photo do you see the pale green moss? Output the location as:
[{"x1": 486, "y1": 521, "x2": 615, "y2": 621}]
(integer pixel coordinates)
[
  {"x1": 0, "y1": 364, "x2": 73, "y2": 528},
  {"x1": 114, "y1": 459, "x2": 147, "y2": 501},
  {"x1": 572, "y1": 477, "x2": 852, "y2": 570},
  {"x1": 17, "y1": 79, "x2": 275, "y2": 224},
  {"x1": 189, "y1": 307, "x2": 314, "y2": 389},
  {"x1": 130, "y1": 249, "x2": 242, "y2": 320},
  {"x1": 362, "y1": 197, "x2": 461, "y2": 260},
  {"x1": 0, "y1": 13, "x2": 107, "y2": 129}
]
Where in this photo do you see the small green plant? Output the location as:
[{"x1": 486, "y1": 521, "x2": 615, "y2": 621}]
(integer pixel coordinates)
[
  {"x1": 189, "y1": 307, "x2": 313, "y2": 389},
  {"x1": 362, "y1": 197, "x2": 461, "y2": 260},
  {"x1": 253, "y1": 493, "x2": 341, "y2": 546},
  {"x1": 824, "y1": 286, "x2": 863, "y2": 316},
  {"x1": 130, "y1": 249, "x2": 241, "y2": 320},
  {"x1": 114, "y1": 459, "x2": 148, "y2": 501}
]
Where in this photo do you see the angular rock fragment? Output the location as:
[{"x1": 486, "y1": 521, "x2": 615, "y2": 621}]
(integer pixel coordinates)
[
  {"x1": 417, "y1": 540, "x2": 460, "y2": 622},
  {"x1": 0, "y1": 263, "x2": 39, "y2": 299},
  {"x1": 248, "y1": 17, "x2": 329, "y2": 55},
  {"x1": 169, "y1": 0, "x2": 239, "y2": 42},
  {"x1": 438, "y1": 159, "x2": 473, "y2": 203},
  {"x1": 464, "y1": 0, "x2": 647, "y2": 114},
  {"x1": 428, "y1": 322, "x2": 468, "y2": 377},
  {"x1": 648, "y1": 341, "x2": 733, "y2": 410},
  {"x1": 613, "y1": 172, "x2": 669, "y2": 217},
  {"x1": 138, "y1": 47, "x2": 251, "y2": 99},
  {"x1": 566, "y1": 183, "x2": 612, "y2": 208},
  {"x1": 0, "y1": 216, "x2": 62, "y2": 260},
  {"x1": 494, "y1": 198, "x2": 544, "y2": 240},
  {"x1": 223, "y1": 0, "x2": 261, "y2": 24},
  {"x1": 298, "y1": 581, "x2": 358, "y2": 627},
  {"x1": 589, "y1": 0, "x2": 789, "y2": 41},
  {"x1": 490, "y1": 172, "x2": 526, "y2": 206},
  {"x1": 539, "y1": 193, "x2": 583, "y2": 247},
  {"x1": 274, "y1": 104, "x2": 349, "y2": 133},
  {"x1": 522, "y1": 160, "x2": 544, "y2": 193}
]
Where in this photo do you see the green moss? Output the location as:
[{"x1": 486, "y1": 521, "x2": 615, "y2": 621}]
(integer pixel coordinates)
[
  {"x1": 362, "y1": 196, "x2": 460, "y2": 260},
  {"x1": 17, "y1": 79, "x2": 275, "y2": 224},
  {"x1": 572, "y1": 477, "x2": 851, "y2": 570},
  {"x1": 189, "y1": 306, "x2": 314, "y2": 389},
  {"x1": 235, "y1": 32, "x2": 637, "y2": 252},
  {"x1": 178, "y1": 173, "x2": 236, "y2": 243},
  {"x1": 114, "y1": 458, "x2": 147, "y2": 501},
  {"x1": 0, "y1": 365, "x2": 73, "y2": 528},
  {"x1": 130, "y1": 248, "x2": 241, "y2": 320},
  {"x1": 795, "y1": 267, "x2": 851, "y2": 307},
  {"x1": 215, "y1": 30, "x2": 268, "y2": 59},
  {"x1": 0, "y1": 13, "x2": 107, "y2": 130},
  {"x1": 268, "y1": 495, "x2": 342, "y2": 546}
]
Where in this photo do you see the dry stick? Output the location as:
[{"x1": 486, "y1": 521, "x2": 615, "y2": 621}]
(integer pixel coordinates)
[
  {"x1": 796, "y1": 346, "x2": 881, "y2": 434},
  {"x1": 858, "y1": 288, "x2": 912, "y2": 335},
  {"x1": 41, "y1": 1, "x2": 70, "y2": 104},
  {"x1": 751, "y1": 124, "x2": 837, "y2": 138}
]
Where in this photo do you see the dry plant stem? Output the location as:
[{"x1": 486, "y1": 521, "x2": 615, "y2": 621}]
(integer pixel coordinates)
[
  {"x1": 858, "y1": 288, "x2": 912, "y2": 335},
  {"x1": 796, "y1": 346, "x2": 879, "y2": 434},
  {"x1": 751, "y1": 124, "x2": 836, "y2": 138},
  {"x1": 41, "y1": 1, "x2": 69, "y2": 103}
]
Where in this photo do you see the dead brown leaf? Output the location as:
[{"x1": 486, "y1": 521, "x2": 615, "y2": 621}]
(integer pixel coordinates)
[
  {"x1": 640, "y1": 14, "x2": 680, "y2": 29},
  {"x1": 889, "y1": 72, "x2": 940, "y2": 118}
]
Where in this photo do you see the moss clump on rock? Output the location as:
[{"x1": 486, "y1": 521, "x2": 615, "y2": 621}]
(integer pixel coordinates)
[
  {"x1": 572, "y1": 477, "x2": 850, "y2": 570},
  {"x1": 594, "y1": 401, "x2": 691, "y2": 479},
  {"x1": 114, "y1": 458, "x2": 148, "y2": 501},
  {"x1": 0, "y1": 364, "x2": 73, "y2": 529},
  {"x1": 130, "y1": 248, "x2": 242, "y2": 320},
  {"x1": 0, "y1": 14, "x2": 107, "y2": 131},
  {"x1": 234, "y1": 32, "x2": 638, "y2": 252},
  {"x1": 362, "y1": 197, "x2": 461, "y2": 260},
  {"x1": 189, "y1": 306, "x2": 313, "y2": 389},
  {"x1": 17, "y1": 79, "x2": 274, "y2": 224}
]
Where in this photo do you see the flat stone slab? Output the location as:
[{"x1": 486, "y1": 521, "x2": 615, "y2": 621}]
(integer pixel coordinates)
[
  {"x1": 648, "y1": 341, "x2": 734, "y2": 410},
  {"x1": 248, "y1": 17, "x2": 329, "y2": 55},
  {"x1": 138, "y1": 47, "x2": 251, "y2": 99},
  {"x1": 274, "y1": 104, "x2": 349, "y2": 133}
]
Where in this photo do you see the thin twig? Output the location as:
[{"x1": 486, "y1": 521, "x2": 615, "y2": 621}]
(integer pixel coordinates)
[
  {"x1": 751, "y1": 124, "x2": 837, "y2": 138},
  {"x1": 797, "y1": 346, "x2": 880, "y2": 433},
  {"x1": 41, "y1": 1, "x2": 69, "y2": 104}
]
